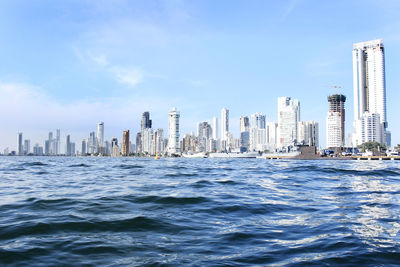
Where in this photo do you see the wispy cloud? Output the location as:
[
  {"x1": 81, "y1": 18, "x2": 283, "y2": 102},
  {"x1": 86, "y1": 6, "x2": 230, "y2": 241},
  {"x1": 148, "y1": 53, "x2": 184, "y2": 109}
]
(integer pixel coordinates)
[
  {"x1": 109, "y1": 66, "x2": 144, "y2": 87},
  {"x1": 87, "y1": 51, "x2": 109, "y2": 67},
  {"x1": 281, "y1": 0, "x2": 299, "y2": 22}
]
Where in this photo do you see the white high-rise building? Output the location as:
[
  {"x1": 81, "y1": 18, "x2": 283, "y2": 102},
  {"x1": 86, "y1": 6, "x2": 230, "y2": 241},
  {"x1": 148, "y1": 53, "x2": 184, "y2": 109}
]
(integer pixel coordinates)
[
  {"x1": 327, "y1": 112, "x2": 342, "y2": 148},
  {"x1": 212, "y1": 117, "x2": 218, "y2": 140},
  {"x1": 249, "y1": 113, "x2": 266, "y2": 151},
  {"x1": 142, "y1": 128, "x2": 154, "y2": 154},
  {"x1": 352, "y1": 39, "x2": 388, "y2": 146},
  {"x1": 266, "y1": 122, "x2": 278, "y2": 150},
  {"x1": 17, "y1": 132, "x2": 23, "y2": 156},
  {"x1": 221, "y1": 108, "x2": 229, "y2": 141},
  {"x1": 97, "y1": 122, "x2": 104, "y2": 148},
  {"x1": 277, "y1": 97, "x2": 300, "y2": 148},
  {"x1": 168, "y1": 107, "x2": 180, "y2": 154},
  {"x1": 298, "y1": 121, "x2": 319, "y2": 147}
]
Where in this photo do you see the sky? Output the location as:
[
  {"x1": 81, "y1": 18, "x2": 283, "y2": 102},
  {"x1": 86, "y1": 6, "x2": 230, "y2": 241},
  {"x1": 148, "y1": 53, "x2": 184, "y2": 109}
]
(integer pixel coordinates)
[{"x1": 1, "y1": 0, "x2": 400, "y2": 152}]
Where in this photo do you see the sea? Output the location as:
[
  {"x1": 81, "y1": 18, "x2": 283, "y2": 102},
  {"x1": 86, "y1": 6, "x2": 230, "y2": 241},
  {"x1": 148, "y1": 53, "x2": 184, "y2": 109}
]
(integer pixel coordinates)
[{"x1": 0, "y1": 156, "x2": 400, "y2": 266}]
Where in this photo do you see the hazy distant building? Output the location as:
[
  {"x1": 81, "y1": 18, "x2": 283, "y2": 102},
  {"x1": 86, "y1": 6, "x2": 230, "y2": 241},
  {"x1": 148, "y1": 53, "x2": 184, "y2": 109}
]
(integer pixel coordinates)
[
  {"x1": 327, "y1": 94, "x2": 346, "y2": 148},
  {"x1": 65, "y1": 135, "x2": 72, "y2": 156},
  {"x1": 142, "y1": 128, "x2": 153, "y2": 154},
  {"x1": 88, "y1": 132, "x2": 96, "y2": 154},
  {"x1": 266, "y1": 122, "x2": 278, "y2": 150},
  {"x1": 198, "y1": 122, "x2": 212, "y2": 152},
  {"x1": 81, "y1": 139, "x2": 87, "y2": 155},
  {"x1": 221, "y1": 108, "x2": 229, "y2": 141},
  {"x1": 154, "y1": 128, "x2": 165, "y2": 154},
  {"x1": 249, "y1": 113, "x2": 266, "y2": 151},
  {"x1": 239, "y1": 116, "x2": 250, "y2": 152},
  {"x1": 55, "y1": 129, "x2": 60, "y2": 155},
  {"x1": 23, "y1": 139, "x2": 30, "y2": 155},
  {"x1": 33, "y1": 144, "x2": 43, "y2": 156},
  {"x1": 122, "y1": 130, "x2": 130, "y2": 156},
  {"x1": 352, "y1": 39, "x2": 388, "y2": 146},
  {"x1": 278, "y1": 97, "x2": 300, "y2": 148},
  {"x1": 168, "y1": 107, "x2": 180, "y2": 154},
  {"x1": 212, "y1": 117, "x2": 218, "y2": 140},
  {"x1": 135, "y1": 132, "x2": 142, "y2": 153},
  {"x1": 298, "y1": 121, "x2": 319, "y2": 147},
  {"x1": 17, "y1": 132, "x2": 23, "y2": 156}
]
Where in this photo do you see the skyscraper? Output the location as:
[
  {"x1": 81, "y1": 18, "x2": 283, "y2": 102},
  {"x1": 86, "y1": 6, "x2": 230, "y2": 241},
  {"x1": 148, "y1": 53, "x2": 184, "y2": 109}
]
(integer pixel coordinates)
[
  {"x1": 55, "y1": 129, "x2": 60, "y2": 155},
  {"x1": 277, "y1": 97, "x2": 300, "y2": 148},
  {"x1": 97, "y1": 122, "x2": 104, "y2": 148},
  {"x1": 327, "y1": 94, "x2": 346, "y2": 148},
  {"x1": 23, "y1": 139, "x2": 31, "y2": 155},
  {"x1": 221, "y1": 108, "x2": 229, "y2": 141},
  {"x1": 122, "y1": 130, "x2": 130, "y2": 156},
  {"x1": 198, "y1": 122, "x2": 212, "y2": 152},
  {"x1": 298, "y1": 121, "x2": 319, "y2": 147},
  {"x1": 249, "y1": 113, "x2": 266, "y2": 151},
  {"x1": 240, "y1": 116, "x2": 250, "y2": 152},
  {"x1": 212, "y1": 117, "x2": 218, "y2": 140},
  {"x1": 141, "y1": 112, "x2": 152, "y2": 130},
  {"x1": 352, "y1": 39, "x2": 388, "y2": 146},
  {"x1": 239, "y1": 116, "x2": 250, "y2": 133},
  {"x1": 167, "y1": 107, "x2": 180, "y2": 154},
  {"x1": 65, "y1": 135, "x2": 71, "y2": 156},
  {"x1": 17, "y1": 132, "x2": 23, "y2": 156}
]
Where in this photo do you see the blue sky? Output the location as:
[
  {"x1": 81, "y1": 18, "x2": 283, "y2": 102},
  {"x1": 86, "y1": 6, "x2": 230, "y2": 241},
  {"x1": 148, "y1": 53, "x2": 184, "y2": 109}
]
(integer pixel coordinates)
[{"x1": 1, "y1": 0, "x2": 400, "y2": 151}]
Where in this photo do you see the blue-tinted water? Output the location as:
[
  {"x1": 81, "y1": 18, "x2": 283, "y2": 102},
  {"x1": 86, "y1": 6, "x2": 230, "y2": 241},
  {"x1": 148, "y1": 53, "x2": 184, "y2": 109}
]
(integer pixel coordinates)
[{"x1": 1, "y1": 157, "x2": 400, "y2": 266}]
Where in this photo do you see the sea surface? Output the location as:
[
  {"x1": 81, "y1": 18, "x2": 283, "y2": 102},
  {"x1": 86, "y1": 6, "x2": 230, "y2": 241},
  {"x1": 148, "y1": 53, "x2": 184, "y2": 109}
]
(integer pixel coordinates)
[{"x1": 0, "y1": 157, "x2": 400, "y2": 266}]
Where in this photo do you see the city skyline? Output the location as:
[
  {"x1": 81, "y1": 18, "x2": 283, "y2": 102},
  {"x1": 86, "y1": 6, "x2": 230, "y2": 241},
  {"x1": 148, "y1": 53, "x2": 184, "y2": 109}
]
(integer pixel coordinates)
[{"x1": 1, "y1": 1, "x2": 400, "y2": 150}]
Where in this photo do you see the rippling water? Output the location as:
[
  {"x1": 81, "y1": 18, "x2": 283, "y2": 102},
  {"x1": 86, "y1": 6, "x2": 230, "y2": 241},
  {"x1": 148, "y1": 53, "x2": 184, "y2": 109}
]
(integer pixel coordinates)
[{"x1": 1, "y1": 157, "x2": 400, "y2": 266}]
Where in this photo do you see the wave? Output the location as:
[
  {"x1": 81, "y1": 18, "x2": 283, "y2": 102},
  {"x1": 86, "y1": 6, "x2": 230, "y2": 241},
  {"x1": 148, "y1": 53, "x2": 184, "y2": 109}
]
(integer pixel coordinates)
[
  {"x1": 114, "y1": 164, "x2": 144, "y2": 169},
  {"x1": 68, "y1": 163, "x2": 91, "y2": 167},
  {"x1": 0, "y1": 216, "x2": 191, "y2": 241}
]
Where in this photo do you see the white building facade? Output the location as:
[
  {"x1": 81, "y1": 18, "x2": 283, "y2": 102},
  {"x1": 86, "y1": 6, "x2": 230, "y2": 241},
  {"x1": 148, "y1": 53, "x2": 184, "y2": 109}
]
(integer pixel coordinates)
[
  {"x1": 277, "y1": 97, "x2": 300, "y2": 148},
  {"x1": 168, "y1": 107, "x2": 180, "y2": 154},
  {"x1": 352, "y1": 39, "x2": 388, "y2": 146},
  {"x1": 326, "y1": 112, "x2": 342, "y2": 148}
]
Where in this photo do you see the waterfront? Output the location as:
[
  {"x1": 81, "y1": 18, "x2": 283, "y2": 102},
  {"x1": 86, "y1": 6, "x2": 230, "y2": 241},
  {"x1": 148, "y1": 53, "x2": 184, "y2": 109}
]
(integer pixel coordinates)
[{"x1": 1, "y1": 157, "x2": 400, "y2": 266}]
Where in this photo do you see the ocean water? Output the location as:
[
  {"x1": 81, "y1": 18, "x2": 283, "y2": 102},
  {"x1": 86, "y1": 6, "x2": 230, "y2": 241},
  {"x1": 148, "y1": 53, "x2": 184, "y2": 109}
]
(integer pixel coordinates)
[{"x1": 0, "y1": 157, "x2": 400, "y2": 266}]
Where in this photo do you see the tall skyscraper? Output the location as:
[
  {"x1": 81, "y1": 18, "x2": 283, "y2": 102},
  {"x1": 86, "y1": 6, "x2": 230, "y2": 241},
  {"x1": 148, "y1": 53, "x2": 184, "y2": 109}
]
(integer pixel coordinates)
[
  {"x1": 239, "y1": 116, "x2": 250, "y2": 152},
  {"x1": 277, "y1": 97, "x2": 300, "y2": 148},
  {"x1": 17, "y1": 132, "x2": 23, "y2": 156},
  {"x1": 266, "y1": 122, "x2": 278, "y2": 150},
  {"x1": 97, "y1": 122, "x2": 104, "y2": 148},
  {"x1": 327, "y1": 94, "x2": 346, "y2": 148},
  {"x1": 168, "y1": 107, "x2": 180, "y2": 154},
  {"x1": 221, "y1": 108, "x2": 229, "y2": 141},
  {"x1": 55, "y1": 129, "x2": 60, "y2": 155},
  {"x1": 212, "y1": 117, "x2": 218, "y2": 140},
  {"x1": 352, "y1": 39, "x2": 388, "y2": 146},
  {"x1": 23, "y1": 139, "x2": 31, "y2": 155},
  {"x1": 249, "y1": 113, "x2": 266, "y2": 151},
  {"x1": 122, "y1": 130, "x2": 130, "y2": 156},
  {"x1": 240, "y1": 116, "x2": 250, "y2": 133},
  {"x1": 81, "y1": 139, "x2": 87, "y2": 155},
  {"x1": 141, "y1": 111, "x2": 152, "y2": 130},
  {"x1": 65, "y1": 135, "x2": 71, "y2": 156},
  {"x1": 198, "y1": 122, "x2": 212, "y2": 152}
]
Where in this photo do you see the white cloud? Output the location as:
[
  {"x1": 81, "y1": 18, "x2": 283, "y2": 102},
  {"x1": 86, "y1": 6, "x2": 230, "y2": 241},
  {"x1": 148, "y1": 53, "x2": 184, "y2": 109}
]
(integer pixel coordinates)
[
  {"x1": 109, "y1": 66, "x2": 144, "y2": 87},
  {"x1": 87, "y1": 51, "x2": 109, "y2": 66},
  {"x1": 281, "y1": 0, "x2": 299, "y2": 22}
]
